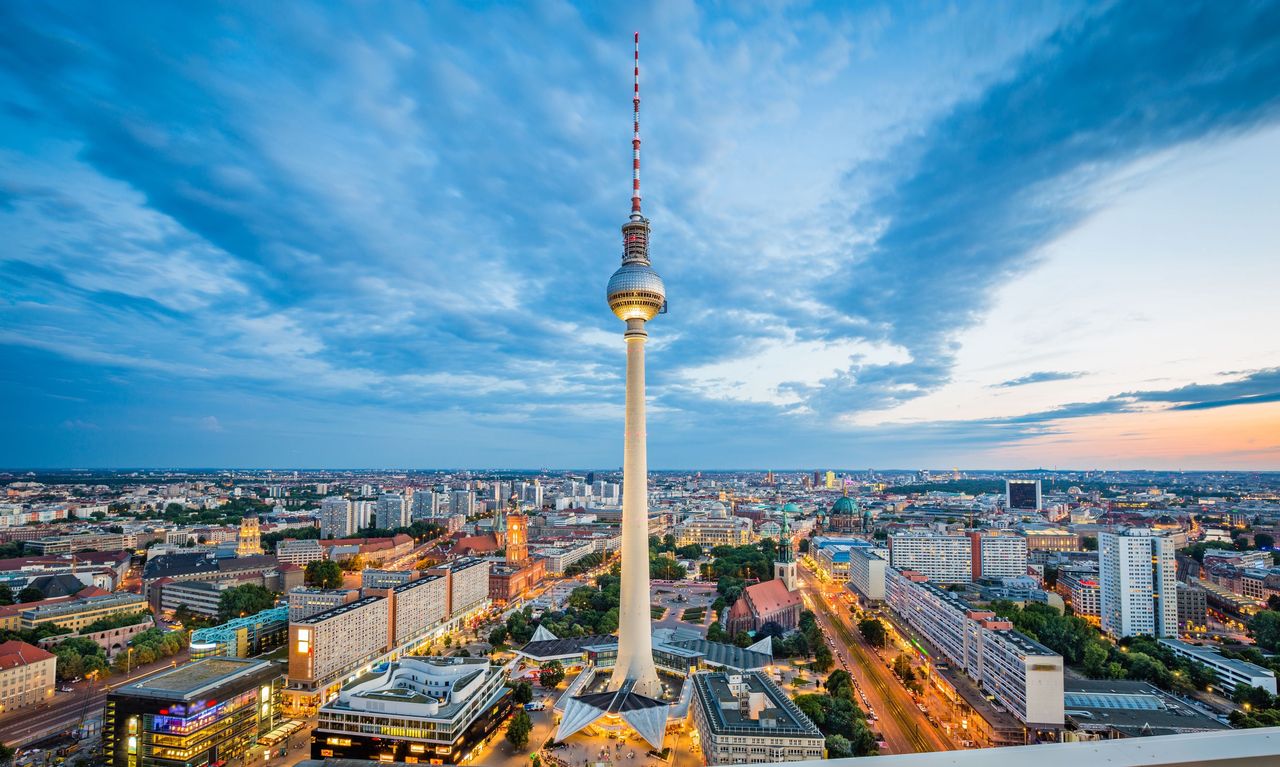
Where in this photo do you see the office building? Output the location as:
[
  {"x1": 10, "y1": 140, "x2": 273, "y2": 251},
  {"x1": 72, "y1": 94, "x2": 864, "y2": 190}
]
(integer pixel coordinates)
[
  {"x1": 1099, "y1": 529, "x2": 1177, "y2": 639},
  {"x1": 312, "y1": 657, "x2": 511, "y2": 764},
  {"x1": 1022, "y1": 527, "x2": 1082, "y2": 552},
  {"x1": 375, "y1": 493, "x2": 408, "y2": 530},
  {"x1": 690, "y1": 671, "x2": 824, "y2": 765},
  {"x1": 1057, "y1": 570, "x2": 1100, "y2": 624},
  {"x1": 104, "y1": 657, "x2": 283, "y2": 767},
  {"x1": 0, "y1": 641, "x2": 55, "y2": 714},
  {"x1": 674, "y1": 508, "x2": 754, "y2": 549},
  {"x1": 156, "y1": 580, "x2": 234, "y2": 618},
  {"x1": 1006, "y1": 479, "x2": 1042, "y2": 511},
  {"x1": 886, "y1": 568, "x2": 1064, "y2": 730},
  {"x1": 320, "y1": 496, "x2": 356, "y2": 539},
  {"x1": 189, "y1": 606, "x2": 289, "y2": 660}
]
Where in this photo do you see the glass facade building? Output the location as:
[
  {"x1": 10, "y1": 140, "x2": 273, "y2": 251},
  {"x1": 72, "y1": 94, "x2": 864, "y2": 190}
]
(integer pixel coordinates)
[{"x1": 104, "y1": 657, "x2": 283, "y2": 767}]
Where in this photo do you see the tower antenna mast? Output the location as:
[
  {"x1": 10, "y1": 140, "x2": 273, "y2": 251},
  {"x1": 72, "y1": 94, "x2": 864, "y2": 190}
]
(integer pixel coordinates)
[{"x1": 631, "y1": 32, "x2": 642, "y2": 219}]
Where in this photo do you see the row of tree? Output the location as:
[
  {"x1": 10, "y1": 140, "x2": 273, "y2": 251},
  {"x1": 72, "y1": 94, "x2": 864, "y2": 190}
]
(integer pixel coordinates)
[{"x1": 793, "y1": 669, "x2": 878, "y2": 758}]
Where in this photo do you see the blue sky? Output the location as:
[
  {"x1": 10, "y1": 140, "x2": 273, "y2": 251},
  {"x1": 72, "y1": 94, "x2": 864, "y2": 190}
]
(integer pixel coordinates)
[{"x1": 2, "y1": 1, "x2": 1279, "y2": 470}]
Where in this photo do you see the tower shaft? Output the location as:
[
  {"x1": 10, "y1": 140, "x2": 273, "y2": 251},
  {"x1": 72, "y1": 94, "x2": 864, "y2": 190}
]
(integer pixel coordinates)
[{"x1": 610, "y1": 318, "x2": 661, "y2": 696}]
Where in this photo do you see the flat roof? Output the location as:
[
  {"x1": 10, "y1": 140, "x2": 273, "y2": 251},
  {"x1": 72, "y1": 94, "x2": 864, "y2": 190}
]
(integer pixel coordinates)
[
  {"x1": 113, "y1": 657, "x2": 277, "y2": 700},
  {"x1": 693, "y1": 672, "x2": 822, "y2": 738},
  {"x1": 294, "y1": 594, "x2": 383, "y2": 625}
]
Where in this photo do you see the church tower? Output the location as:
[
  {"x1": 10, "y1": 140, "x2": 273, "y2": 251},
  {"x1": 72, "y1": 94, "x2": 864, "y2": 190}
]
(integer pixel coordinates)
[
  {"x1": 505, "y1": 496, "x2": 527, "y2": 565},
  {"x1": 774, "y1": 510, "x2": 798, "y2": 591}
]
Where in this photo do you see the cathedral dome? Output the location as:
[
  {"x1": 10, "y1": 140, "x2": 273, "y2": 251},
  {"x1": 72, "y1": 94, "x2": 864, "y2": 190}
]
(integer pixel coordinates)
[
  {"x1": 831, "y1": 495, "x2": 858, "y2": 516},
  {"x1": 782, "y1": 502, "x2": 801, "y2": 514}
]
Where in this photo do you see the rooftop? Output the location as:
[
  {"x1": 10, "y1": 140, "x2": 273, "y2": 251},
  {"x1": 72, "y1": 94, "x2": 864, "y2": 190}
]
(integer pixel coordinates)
[
  {"x1": 693, "y1": 671, "x2": 822, "y2": 738},
  {"x1": 1063, "y1": 679, "x2": 1227, "y2": 737},
  {"x1": 294, "y1": 594, "x2": 383, "y2": 624},
  {"x1": 113, "y1": 657, "x2": 277, "y2": 700}
]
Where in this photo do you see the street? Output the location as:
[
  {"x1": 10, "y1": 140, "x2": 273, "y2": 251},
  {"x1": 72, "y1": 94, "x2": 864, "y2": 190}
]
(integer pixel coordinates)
[{"x1": 796, "y1": 564, "x2": 953, "y2": 755}]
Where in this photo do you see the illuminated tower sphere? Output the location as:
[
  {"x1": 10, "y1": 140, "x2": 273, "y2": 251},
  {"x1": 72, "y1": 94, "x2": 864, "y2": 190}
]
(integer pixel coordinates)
[{"x1": 606, "y1": 31, "x2": 664, "y2": 701}]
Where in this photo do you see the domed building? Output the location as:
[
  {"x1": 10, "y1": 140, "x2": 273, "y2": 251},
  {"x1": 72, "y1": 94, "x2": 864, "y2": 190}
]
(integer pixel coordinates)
[{"x1": 827, "y1": 490, "x2": 870, "y2": 534}]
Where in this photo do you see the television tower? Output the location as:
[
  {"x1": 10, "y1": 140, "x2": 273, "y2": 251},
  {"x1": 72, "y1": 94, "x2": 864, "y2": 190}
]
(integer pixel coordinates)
[{"x1": 606, "y1": 31, "x2": 665, "y2": 699}]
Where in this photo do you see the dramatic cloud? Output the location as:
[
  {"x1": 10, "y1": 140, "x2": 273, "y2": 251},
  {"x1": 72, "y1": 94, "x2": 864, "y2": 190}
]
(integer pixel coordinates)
[{"x1": 0, "y1": 1, "x2": 1277, "y2": 468}]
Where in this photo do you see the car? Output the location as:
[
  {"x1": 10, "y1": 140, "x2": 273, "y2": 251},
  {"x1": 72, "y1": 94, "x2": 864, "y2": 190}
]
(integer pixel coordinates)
[{"x1": 59, "y1": 686, "x2": 73, "y2": 693}]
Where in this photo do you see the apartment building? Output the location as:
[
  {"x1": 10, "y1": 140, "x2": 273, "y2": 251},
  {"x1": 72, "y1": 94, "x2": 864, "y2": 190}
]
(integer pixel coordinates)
[
  {"x1": 846, "y1": 547, "x2": 888, "y2": 602},
  {"x1": 1176, "y1": 582, "x2": 1208, "y2": 631},
  {"x1": 972, "y1": 533, "x2": 1029, "y2": 579},
  {"x1": 888, "y1": 534, "x2": 973, "y2": 583},
  {"x1": 320, "y1": 496, "x2": 356, "y2": 539},
  {"x1": 288, "y1": 596, "x2": 391, "y2": 714},
  {"x1": 1099, "y1": 529, "x2": 1177, "y2": 639},
  {"x1": 886, "y1": 568, "x2": 1064, "y2": 730},
  {"x1": 426, "y1": 557, "x2": 491, "y2": 616},
  {"x1": 0, "y1": 641, "x2": 56, "y2": 714},
  {"x1": 287, "y1": 588, "x2": 360, "y2": 621},
  {"x1": 388, "y1": 574, "x2": 448, "y2": 647},
  {"x1": 1056, "y1": 571, "x2": 1100, "y2": 623}
]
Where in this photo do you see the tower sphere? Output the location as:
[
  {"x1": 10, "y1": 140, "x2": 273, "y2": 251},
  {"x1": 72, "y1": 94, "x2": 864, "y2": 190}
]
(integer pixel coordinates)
[{"x1": 607, "y1": 261, "x2": 666, "y2": 322}]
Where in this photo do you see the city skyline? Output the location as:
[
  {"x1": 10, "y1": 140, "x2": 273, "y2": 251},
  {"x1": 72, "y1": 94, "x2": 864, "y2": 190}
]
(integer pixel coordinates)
[{"x1": 2, "y1": 2, "x2": 1280, "y2": 470}]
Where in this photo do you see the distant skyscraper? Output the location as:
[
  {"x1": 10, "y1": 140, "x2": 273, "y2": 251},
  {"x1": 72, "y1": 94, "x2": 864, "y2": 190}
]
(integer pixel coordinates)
[
  {"x1": 375, "y1": 493, "x2": 407, "y2": 529},
  {"x1": 449, "y1": 489, "x2": 474, "y2": 517},
  {"x1": 320, "y1": 496, "x2": 355, "y2": 539},
  {"x1": 1099, "y1": 529, "x2": 1177, "y2": 639},
  {"x1": 1006, "y1": 479, "x2": 1043, "y2": 511},
  {"x1": 825, "y1": 470, "x2": 836, "y2": 489}
]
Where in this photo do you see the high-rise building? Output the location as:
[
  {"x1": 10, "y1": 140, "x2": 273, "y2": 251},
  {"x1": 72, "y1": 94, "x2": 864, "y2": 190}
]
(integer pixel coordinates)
[
  {"x1": 559, "y1": 34, "x2": 668, "y2": 750},
  {"x1": 1099, "y1": 529, "x2": 1178, "y2": 639},
  {"x1": 410, "y1": 489, "x2": 436, "y2": 519},
  {"x1": 375, "y1": 493, "x2": 407, "y2": 529},
  {"x1": 1006, "y1": 479, "x2": 1043, "y2": 511},
  {"x1": 449, "y1": 489, "x2": 474, "y2": 517},
  {"x1": 320, "y1": 496, "x2": 356, "y2": 539},
  {"x1": 971, "y1": 532, "x2": 1029, "y2": 579},
  {"x1": 888, "y1": 533, "x2": 973, "y2": 583},
  {"x1": 825, "y1": 470, "x2": 836, "y2": 489}
]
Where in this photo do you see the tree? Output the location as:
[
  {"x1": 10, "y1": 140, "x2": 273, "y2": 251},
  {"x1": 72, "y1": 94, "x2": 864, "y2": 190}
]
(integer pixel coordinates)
[
  {"x1": 17, "y1": 586, "x2": 43, "y2": 603},
  {"x1": 813, "y1": 643, "x2": 834, "y2": 673},
  {"x1": 304, "y1": 559, "x2": 343, "y2": 589},
  {"x1": 506, "y1": 709, "x2": 533, "y2": 750},
  {"x1": 825, "y1": 734, "x2": 853, "y2": 759},
  {"x1": 858, "y1": 618, "x2": 886, "y2": 648},
  {"x1": 825, "y1": 670, "x2": 855, "y2": 701},
  {"x1": 706, "y1": 621, "x2": 727, "y2": 643},
  {"x1": 0, "y1": 743, "x2": 13, "y2": 767},
  {"x1": 489, "y1": 626, "x2": 509, "y2": 646},
  {"x1": 1081, "y1": 536, "x2": 1098, "y2": 551},
  {"x1": 539, "y1": 660, "x2": 565, "y2": 688},
  {"x1": 1249, "y1": 611, "x2": 1280, "y2": 652},
  {"x1": 1256, "y1": 533, "x2": 1276, "y2": 550},
  {"x1": 216, "y1": 583, "x2": 276, "y2": 622},
  {"x1": 511, "y1": 681, "x2": 534, "y2": 704},
  {"x1": 0, "y1": 584, "x2": 11, "y2": 606}
]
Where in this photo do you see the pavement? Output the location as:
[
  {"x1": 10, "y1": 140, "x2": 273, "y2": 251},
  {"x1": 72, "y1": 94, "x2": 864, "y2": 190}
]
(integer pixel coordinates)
[{"x1": 797, "y1": 564, "x2": 953, "y2": 755}]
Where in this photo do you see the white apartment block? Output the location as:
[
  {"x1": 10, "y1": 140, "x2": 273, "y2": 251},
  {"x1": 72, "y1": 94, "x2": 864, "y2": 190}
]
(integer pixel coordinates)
[
  {"x1": 320, "y1": 496, "x2": 356, "y2": 539},
  {"x1": 389, "y1": 575, "x2": 448, "y2": 647},
  {"x1": 885, "y1": 568, "x2": 1064, "y2": 728},
  {"x1": 975, "y1": 533, "x2": 1029, "y2": 579},
  {"x1": 846, "y1": 548, "x2": 888, "y2": 601},
  {"x1": 1099, "y1": 529, "x2": 1177, "y2": 639},
  {"x1": 888, "y1": 533, "x2": 973, "y2": 583}
]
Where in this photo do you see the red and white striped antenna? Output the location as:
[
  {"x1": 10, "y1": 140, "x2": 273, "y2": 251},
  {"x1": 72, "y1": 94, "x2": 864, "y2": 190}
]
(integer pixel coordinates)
[{"x1": 631, "y1": 31, "x2": 642, "y2": 219}]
